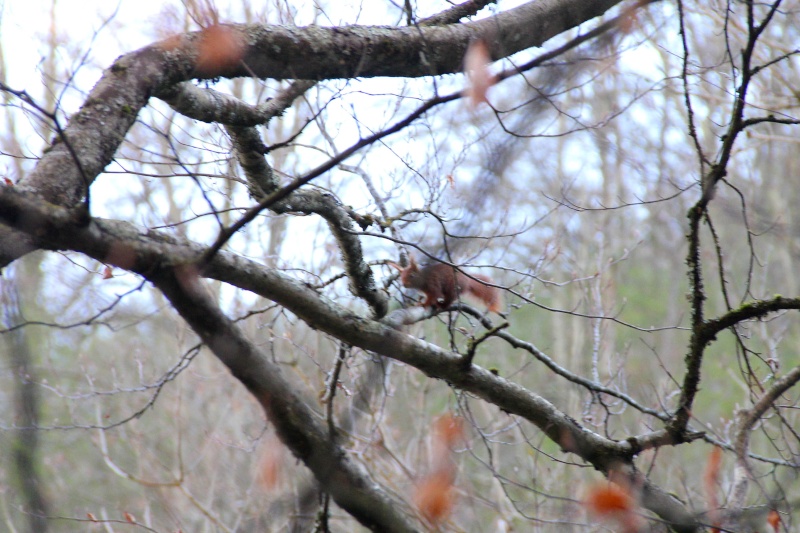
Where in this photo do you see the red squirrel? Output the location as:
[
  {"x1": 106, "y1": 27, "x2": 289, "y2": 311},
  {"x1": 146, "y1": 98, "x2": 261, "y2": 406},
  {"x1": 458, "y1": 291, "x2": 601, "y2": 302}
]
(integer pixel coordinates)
[{"x1": 393, "y1": 256, "x2": 501, "y2": 313}]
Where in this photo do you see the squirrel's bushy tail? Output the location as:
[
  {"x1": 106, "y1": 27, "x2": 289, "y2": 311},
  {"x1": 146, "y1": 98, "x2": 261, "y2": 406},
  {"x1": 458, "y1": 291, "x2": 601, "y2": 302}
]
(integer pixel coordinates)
[{"x1": 466, "y1": 274, "x2": 501, "y2": 313}]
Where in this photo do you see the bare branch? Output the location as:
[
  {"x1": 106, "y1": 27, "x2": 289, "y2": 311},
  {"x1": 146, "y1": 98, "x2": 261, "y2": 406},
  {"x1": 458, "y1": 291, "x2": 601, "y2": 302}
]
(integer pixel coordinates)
[
  {"x1": 158, "y1": 79, "x2": 316, "y2": 126},
  {"x1": 150, "y1": 266, "x2": 418, "y2": 533},
  {"x1": 730, "y1": 365, "x2": 800, "y2": 510},
  {"x1": 1, "y1": 0, "x2": 626, "y2": 268},
  {"x1": 0, "y1": 186, "x2": 705, "y2": 530},
  {"x1": 225, "y1": 125, "x2": 388, "y2": 317}
]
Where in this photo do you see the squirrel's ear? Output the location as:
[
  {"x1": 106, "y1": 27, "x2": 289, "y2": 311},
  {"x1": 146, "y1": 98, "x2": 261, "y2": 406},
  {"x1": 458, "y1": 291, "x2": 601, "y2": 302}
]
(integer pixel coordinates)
[{"x1": 408, "y1": 255, "x2": 417, "y2": 269}]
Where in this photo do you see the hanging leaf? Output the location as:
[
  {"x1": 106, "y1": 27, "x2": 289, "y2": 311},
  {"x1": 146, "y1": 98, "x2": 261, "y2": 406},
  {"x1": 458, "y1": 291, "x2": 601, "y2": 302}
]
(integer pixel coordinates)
[{"x1": 463, "y1": 39, "x2": 495, "y2": 108}]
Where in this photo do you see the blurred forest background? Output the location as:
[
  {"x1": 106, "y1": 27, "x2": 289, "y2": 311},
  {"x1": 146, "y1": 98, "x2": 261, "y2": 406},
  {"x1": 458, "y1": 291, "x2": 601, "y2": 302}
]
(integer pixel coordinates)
[{"x1": 1, "y1": 0, "x2": 799, "y2": 531}]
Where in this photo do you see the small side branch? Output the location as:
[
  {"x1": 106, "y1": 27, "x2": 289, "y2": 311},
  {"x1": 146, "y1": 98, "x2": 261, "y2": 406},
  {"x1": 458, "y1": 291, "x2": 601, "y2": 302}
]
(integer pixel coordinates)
[
  {"x1": 150, "y1": 266, "x2": 418, "y2": 533},
  {"x1": 730, "y1": 365, "x2": 800, "y2": 510},
  {"x1": 225, "y1": 124, "x2": 389, "y2": 318},
  {"x1": 702, "y1": 296, "x2": 800, "y2": 341},
  {"x1": 158, "y1": 79, "x2": 316, "y2": 127},
  {"x1": 463, "y1": 321, "x2": 509, "y2": 369}
]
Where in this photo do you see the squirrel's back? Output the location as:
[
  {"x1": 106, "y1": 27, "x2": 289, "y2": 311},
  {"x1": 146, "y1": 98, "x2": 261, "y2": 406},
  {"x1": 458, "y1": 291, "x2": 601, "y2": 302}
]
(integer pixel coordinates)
[{"x1": 397, "y1": 258, "x2": 500, "y2": 313}]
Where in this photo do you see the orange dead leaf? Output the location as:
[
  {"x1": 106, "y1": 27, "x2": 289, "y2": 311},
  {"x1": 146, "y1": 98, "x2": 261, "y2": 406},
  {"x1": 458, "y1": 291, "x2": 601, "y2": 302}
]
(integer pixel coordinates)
[
  {"x1": 704, "y1": 446, "x2": 722, "y2": 487},
  {"x1": 195, "y1": 24, "x2": 244, "y2": 77},
  {"x1": 584, "y1": 482, "x2": 642, "y2": 533},
  {"x1": 613, "y1": 0, "x2": 649, "y2": 35},
  {"x1": 767, "y1": 509, "x2": 780, "y2": 532},
  {"x1": 259, "y1": 455, "x2": 281, "y2": 489},
  {"x1": 258, "y1": 438, "x2": 283, "y2": 490},
  {"x1": 558, "y1": 426, "x2": 578, "y2": 454},
  {"x1": 3, "y1": 177, "x2": 13, "y2": 186},
  {"x1": 434, "y1": 414, "x2": 464, "y2": 448},
  {"x1": 463, "y1": 39, "x2": 495, "y2": 108},
  {"x1": 445, "y1": 174, "x2": 455, "y2": 188},
  {"x1": 585, "y1": 482, "x2": 634, "y2": 515},
  {"x1": 617, "y1": 9, "x2": 638, "y2": 34},
  {"x1": 703, "y1": 446, "x2": 722, "y2": 531},
  {"x1": 431, "y1": 414, "x2": 463, "y2": 470},
  {"x1": 123, "y1": 512, "x2": 136, "y2": 523},
  {"x1": 87, "y1": 512, "x2": 97, "y2": 522},
  {"x1": 102, "y1": 265, "x2": 114, "y2": 279},
  {"x1": 415, "y1": 470, "x2": 455, "y2": 525}
]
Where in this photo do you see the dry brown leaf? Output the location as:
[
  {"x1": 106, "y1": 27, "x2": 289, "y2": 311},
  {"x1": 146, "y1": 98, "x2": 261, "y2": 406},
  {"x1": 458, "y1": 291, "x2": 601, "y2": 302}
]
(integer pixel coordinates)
[
  {"x1": 415, "y1": 470, "x2": 455, "y2": 525},
  {"x1": 703, "y1": 446, "x2": 722, "y2": 532},
  {"x1": 584, "y1": 481, "x2": 642, "y2": 533},
  {"x1": 258, "y1": 437, "x2": 283, "y2": 490},
  {"x1": 767, "y1": 508, "x2": 781, "y2": 532},
  {"x1": 463, "y1": 39, "x2": 495, "y2": 108},
  {"x1": 433, "y1": 413, "x2": 464, "y2": 448}
]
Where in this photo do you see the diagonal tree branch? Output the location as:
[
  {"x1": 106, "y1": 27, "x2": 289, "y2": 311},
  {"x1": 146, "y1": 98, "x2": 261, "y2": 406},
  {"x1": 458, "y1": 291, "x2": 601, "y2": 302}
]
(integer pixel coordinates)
[
  {"x1": 1, "y1": 0, "x2": 628, "y2": 269},
  {"x1": 150, "y1": 266, "x2": 418, "y2": 533},
  {"x1": 225, "y1": 124, "x2": 389, "y2": 317},
  {"x1": 159, "y1": 79, "x2": 316, "y2": 126},
  {"x1": 0, "y1": 185, "x2": 702, "y2": 530},
  {"x1": 730, "y1": 365, "x2": 800, "y2": 511}
]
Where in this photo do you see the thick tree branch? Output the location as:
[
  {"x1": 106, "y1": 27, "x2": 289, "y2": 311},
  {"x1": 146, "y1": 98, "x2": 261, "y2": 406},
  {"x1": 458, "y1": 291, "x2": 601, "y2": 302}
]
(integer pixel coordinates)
[
  {"x1": 225, "y1": 125, "x2": 388, "y2": 317},
  {"x1": 151, "y1": 0, "x2": 625, "y2": 82},
  {"x1": 159, "y1": 79, "x2": 316, "y2": 126},
  {"x1": 1, "y1": 0, "x2": 626, "y2": 269},
  {"x1": 0, "y1": 186, "x2": 701, "y2": 530},
  {"x1": 418, "y1": 0, "x2": 498, "y2": 26},
  {"x1": 150, "y1": 267, "x2": 418, "y2": 533}
]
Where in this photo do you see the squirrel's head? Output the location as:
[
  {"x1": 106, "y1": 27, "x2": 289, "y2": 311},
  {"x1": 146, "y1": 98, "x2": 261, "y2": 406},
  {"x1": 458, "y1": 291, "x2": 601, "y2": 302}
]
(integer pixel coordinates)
[{"x1": 391, "y1": 256, "x2": 420, "y2": 288}]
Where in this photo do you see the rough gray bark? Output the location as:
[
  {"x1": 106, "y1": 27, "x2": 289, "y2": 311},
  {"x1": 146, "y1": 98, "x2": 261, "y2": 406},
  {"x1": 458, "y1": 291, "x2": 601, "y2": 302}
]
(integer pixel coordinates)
[
  {"x1": 0, "y1": 0, "x2": 623, "y2": 267},
  {"x1": 152, "y1": 267, "x2": 419, "y2": 533},
  {"x1": 0, "y1": 185, "x2": 699, "y2": 531},
  {"x1": 0, "y1": 0, "x2": 726, "y2": 531},
  {"x1": 226, "y1": 123, "x2": 389, "y2": 317}
]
